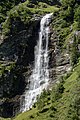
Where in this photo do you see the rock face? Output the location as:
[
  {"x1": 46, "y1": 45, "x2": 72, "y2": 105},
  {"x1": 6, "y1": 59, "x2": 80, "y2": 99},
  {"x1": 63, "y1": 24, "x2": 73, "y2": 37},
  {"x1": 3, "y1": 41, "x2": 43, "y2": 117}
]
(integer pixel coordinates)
[
  {"x1": 0, "y1": 15, "x2": 72, "y2": 117},
  {"x1": 48, "y1": 25, "x2": 71, "y2": 85},
  {"x1": 0, "y1": 18, "x2": 40, "y2": 117}
]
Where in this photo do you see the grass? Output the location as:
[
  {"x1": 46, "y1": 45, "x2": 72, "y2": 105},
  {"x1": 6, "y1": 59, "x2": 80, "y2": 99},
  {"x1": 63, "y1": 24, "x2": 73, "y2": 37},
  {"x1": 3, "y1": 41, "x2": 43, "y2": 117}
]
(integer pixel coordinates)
[
  {"x1": 14, "y1": 108, "x2": 37, "y2": 120},
  {"x1": 10, "y1": 63, "x2": 80, "y2": 120},
  {"x1": 1, "y1": 1, "x2": 80, "y2": 120},
  {"x1": 0, "y1": 63, "x2": 80, "y2": 120},
  {"x1": 1, "y1": 63, "x2": 80, "y2": 120},
  {"x1": 55, "y1": 64, "x2": 80, "y2": 120}
]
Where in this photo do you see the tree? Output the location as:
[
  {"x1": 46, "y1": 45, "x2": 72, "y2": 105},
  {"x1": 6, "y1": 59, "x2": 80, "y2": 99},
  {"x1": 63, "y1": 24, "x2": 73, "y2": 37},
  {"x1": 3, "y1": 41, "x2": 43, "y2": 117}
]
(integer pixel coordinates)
[
  {"x1": 61, "y1": 0, "x2": 75, "y2": 7},
  {"x1": 71, "y1": 34, "x2": 79, "y2": 66}
]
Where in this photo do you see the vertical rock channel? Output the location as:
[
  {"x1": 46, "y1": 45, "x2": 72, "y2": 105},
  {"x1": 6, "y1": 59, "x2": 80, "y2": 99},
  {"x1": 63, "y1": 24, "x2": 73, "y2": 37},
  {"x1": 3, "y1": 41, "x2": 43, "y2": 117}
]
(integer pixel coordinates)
[{"x1": 20, "y1": 13, "x2": 53, "y2": 112}]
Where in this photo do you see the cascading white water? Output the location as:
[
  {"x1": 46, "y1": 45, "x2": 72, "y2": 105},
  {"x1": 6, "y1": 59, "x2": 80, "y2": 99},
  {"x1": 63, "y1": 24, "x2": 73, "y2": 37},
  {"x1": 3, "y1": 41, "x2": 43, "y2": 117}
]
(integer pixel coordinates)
[{"x1": 20, "y1": 13, "x2": 53, "y2": 112}]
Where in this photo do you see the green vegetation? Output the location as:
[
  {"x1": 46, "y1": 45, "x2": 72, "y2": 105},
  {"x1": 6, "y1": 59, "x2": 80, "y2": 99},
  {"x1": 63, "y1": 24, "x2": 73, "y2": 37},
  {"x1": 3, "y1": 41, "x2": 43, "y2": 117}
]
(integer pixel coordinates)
[
  {"x1": 70, "y1": 34, "x2": 79, "y2": 66},
  {"x1": 1, "y1": 62, "x2": 79, "y2": 120},
  {"x1": 0, "y1": 0, "x2": 23, "y2": 23},
  {"x1": 0, "y1": 61, "x2": 15, "y2": 76},
  {"x1": 0, "y1": 0, "x2": 59, "y2": 23},
  {"x1": 61, "y1": 0, "x2": 75, "y2": 7},
  {"x1": 1, "y1": 1, "x2": 59, "y2": 36},
  {"x1": 52, "y1": 0, "x2": 80, "y2": 65},
  {"x1": 0, "y1": 0, "x2": 80, "y2": 120}
]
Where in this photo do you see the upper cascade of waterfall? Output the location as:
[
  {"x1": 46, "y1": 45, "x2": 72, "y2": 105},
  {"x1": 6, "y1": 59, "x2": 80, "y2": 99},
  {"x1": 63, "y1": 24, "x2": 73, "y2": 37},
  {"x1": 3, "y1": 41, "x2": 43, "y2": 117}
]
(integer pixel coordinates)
[{"x1": 20, "y1": 13, "x2": 53, "y2": 112}]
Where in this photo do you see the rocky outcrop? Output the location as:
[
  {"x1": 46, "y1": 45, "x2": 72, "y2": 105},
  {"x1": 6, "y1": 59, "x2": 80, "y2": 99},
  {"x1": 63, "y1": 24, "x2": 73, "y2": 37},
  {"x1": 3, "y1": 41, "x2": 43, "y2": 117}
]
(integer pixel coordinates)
[
  {"x1": 49, "y1": 25, "x2": 71, "y2": 85},
  {"x1": 0, "y1": 15, "x2": 75, "y2": 118},
  {"x1": 0, "y1": 17, "x2": 40, "y2": 117}
]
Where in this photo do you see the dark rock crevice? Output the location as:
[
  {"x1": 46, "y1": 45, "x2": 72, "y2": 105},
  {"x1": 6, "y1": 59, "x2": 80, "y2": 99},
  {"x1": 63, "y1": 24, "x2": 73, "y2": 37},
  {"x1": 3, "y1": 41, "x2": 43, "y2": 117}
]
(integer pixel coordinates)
[
  {"x1": 0, "y1": 15, "x2": 72, "y2": 118},
  {"x1": 0, "y1": 18, "x2": 40, "y2": 118}
]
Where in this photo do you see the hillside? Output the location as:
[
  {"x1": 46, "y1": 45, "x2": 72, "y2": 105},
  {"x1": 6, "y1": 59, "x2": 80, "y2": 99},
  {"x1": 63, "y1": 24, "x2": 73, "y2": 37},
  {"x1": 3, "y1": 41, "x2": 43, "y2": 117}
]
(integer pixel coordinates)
[
  {"x1": 11, "y1": 62, "x2": 80, "y2": 120},
  {"x1": 0, "y1": 0, "x2": 80, "y2": 120}
]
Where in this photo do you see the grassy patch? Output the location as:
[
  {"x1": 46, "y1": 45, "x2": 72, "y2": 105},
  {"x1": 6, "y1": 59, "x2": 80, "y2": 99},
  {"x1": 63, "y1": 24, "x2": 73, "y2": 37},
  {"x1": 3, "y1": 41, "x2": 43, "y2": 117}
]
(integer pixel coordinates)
[{"x1": 5, "y1": 63, "x2": 80, "y2": 120}]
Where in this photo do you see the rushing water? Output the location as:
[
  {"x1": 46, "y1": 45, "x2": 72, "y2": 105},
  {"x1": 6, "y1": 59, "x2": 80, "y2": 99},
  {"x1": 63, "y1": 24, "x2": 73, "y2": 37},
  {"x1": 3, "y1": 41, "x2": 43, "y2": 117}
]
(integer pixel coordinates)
[{"x1": 20, "y1": 13, "x2": 53, "y2": 112}]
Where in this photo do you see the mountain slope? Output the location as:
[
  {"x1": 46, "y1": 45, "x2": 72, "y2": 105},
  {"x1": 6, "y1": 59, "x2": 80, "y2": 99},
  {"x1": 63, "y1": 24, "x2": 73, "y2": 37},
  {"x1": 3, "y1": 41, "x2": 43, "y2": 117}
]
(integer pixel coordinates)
[
  {"x1": 3, "y1": 62, "x2": 80, "y2": 120},
  {"x1": 0, "y1": 0, "x2": 80, "y2": 120}
]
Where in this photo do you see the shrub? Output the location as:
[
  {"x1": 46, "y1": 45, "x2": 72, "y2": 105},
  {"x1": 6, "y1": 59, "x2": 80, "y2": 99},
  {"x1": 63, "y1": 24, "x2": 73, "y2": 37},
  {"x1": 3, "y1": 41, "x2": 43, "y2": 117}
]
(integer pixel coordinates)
[
  {"x1": 61, "y1": 0, "x2": 75, "y2": 7},
  {"x1": 51, "y1": 80, "x2": 64, "y2": 102},
  {"x1": 74, "y1": 5, "x2": 80, "y2": 22},
  {"x1": 60, "y1": 6, "x2": 74, "y2": 22},
  {"x1": 71, "y1": 34, "x2": 79, "y2": 66}
]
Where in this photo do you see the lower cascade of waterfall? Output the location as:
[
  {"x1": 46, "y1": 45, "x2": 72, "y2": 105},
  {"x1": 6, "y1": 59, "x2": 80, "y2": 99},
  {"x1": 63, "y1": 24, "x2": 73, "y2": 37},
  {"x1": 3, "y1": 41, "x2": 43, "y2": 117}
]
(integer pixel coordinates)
[{"x1": 20, "y1": 13, "x2": 53, "y2": 112}]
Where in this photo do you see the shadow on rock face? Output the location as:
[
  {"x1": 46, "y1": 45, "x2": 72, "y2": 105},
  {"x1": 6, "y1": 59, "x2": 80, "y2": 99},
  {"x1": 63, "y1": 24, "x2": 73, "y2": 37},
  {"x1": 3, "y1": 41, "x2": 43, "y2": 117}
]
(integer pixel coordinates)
[{"x1": 0, "y1": 17, "x2": 40, "y2": 118}]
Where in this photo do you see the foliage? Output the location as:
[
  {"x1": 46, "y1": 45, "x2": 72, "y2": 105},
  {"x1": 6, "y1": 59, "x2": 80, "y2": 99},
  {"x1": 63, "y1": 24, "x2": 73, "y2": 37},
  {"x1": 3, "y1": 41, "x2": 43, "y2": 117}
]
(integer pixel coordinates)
[
  {"x1": 4, "y1": 63, "x2": 80, "y2": 120},
  {"x1": 74, "y1": 5, "x2": 80, "y2": 30},
  {"x1": 1, "y1": 1, "x2": 59, "y2": 37},
  {"x1": 52, "y1": 0, "x2": 80, "y2": 49},
  {"x1": 29, "y1": 0, "x2": 60, "y2": 5},
  {"x1": 74, "y1": 5, "x2": 80, "y2": 21},
  {"x1": 70, "y1": 34, "x2": 79, "y2": 66},
  {"x1": 36, "y1": 89, "x2": 51, "y2": 110},
  {"x1": 51, "y1": 79, "x2": 64, "y2": 102},
  {"x1": 61, "y1": 0, "x2": 75, "y2": 7},
  {"x1": 0, "y1": 0, "x2": 80, "y2": 120},
  {"x1": 60, "y1": 6, "x2": 74, "y2": 22},
  {"x1": 0, "y1": 0, "x2": 25, "y2": 23},
  {"x1": 0, "y1": 62, "x2": 15, "y2": 76}
]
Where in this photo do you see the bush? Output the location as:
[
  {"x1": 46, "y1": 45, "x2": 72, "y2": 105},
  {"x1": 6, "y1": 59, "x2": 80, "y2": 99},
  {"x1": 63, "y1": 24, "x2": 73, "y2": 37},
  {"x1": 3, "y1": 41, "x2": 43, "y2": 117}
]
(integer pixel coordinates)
[
  {"x1": 71, "y1": 34, "x2": 79, "y2": 66},
  {"x1": 29, "y1": 0, "x2": 60, "y2": 5},
  {"x1": 74, "y1": 4, "x2": 80, "y2": 30},
  {"x1": 60, "y1": 6, "x2": 73, "y2": 22},
  {"x1": 36, "y1": 89, "x2": 51, "y2": 110},
  {"x1": 51, "y1": 80, "x2": 64, "y2": 102},
  {"x1": 74, "y1": 5, "x2": 80, "y2": 22},
  {"x1": 61, "y1": 0, "x2": 75, "y2": 7}
]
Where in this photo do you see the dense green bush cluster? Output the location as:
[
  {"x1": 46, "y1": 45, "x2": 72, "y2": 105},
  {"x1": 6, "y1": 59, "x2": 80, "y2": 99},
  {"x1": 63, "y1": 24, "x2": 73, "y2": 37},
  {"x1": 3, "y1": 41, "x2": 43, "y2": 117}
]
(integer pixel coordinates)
[
  {"x1": 0, "y1": 0, "x2": 25, "y2": 23},
  {"x1": 61, "y1": 0, "x2": 75, "y2": 7},
  {"x1": 70, "y1": 34, "x2": 79, "y2": 66},
  {"x1": 1, "y1": 1, "x2": 58, "y2": 37},
  {"x1": 74, "y1": 5, "x2": 80, "y2": 30},
  {"x1": 0, "y1": 0, "x2": 60, "y2": 23},
  {"x1": 52, "y1": 0, "x2": 80, "y2": 55}
]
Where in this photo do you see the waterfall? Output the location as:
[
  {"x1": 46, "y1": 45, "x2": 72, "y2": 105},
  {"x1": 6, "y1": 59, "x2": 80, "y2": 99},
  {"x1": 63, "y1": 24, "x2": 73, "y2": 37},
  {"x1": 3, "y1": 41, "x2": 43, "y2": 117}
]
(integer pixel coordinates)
[{"x1": 20, "y1": 13, "x2": 53, "y2": 112}]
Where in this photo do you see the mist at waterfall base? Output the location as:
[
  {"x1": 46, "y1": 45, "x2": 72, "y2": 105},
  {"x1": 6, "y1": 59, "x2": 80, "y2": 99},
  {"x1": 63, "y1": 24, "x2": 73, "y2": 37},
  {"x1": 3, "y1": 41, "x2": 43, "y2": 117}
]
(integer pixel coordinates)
[{"x1": 20, "y1": 13, "x2": 53, "y2": 112}]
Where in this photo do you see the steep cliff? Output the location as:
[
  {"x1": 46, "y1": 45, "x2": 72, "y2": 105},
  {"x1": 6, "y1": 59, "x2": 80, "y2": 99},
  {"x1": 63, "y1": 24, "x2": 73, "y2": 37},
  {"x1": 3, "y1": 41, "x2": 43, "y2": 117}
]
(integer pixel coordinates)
[
  {"x1": 0, "y1": 0, "x2": 59, "y2": 118},
  {"x1": 0, "y1": 0, "x2": 80, "y2": 119},
  {"x1": 0, "y1": 18, "x2": 40, "y2": 117}
]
